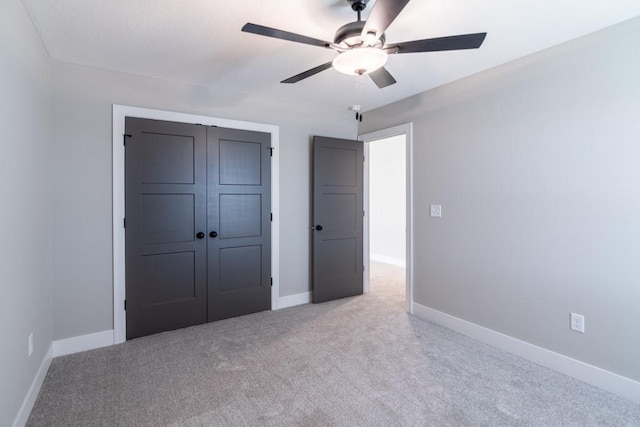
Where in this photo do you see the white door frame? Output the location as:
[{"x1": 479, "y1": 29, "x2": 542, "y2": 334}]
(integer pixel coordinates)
[
  {"x1": 359, "y1": 123, "x2": 414, "y2": 313},
  {"x1": 112, "y1": 105, "x2": 280, "y2": 344}
]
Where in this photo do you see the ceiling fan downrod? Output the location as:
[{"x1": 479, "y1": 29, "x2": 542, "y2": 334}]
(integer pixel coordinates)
[{"x1": 348, "y1": 0, "x2": 369, "y2": 21}]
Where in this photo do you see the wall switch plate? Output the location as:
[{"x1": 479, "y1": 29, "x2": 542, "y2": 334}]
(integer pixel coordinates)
[
  {"x1": 570, "y1": 313, "x2": 585, "y2": 333},
  {"x1": 28, "y1": 332, "x2": 34, "y2": 357},
  {"x1": 430, "y1": 205, "x2": 442, "y2": 217}
]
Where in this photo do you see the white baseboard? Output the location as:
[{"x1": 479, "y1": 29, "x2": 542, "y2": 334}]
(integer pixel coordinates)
[
  {"x1": 277, "y1": 291, "x2": 312, "y2": 309},
  {"x1": 13, "y1": 344, "x2": 53, "y2": 427},
  {"x1": 412, "y1": 302, "x2": 640, "y2": 404},
  {"x1": 370, "y1": 253, "x2": 406, "y2": 268},
  {"x1": 52, "y1": 330, "x2": 114, "y2": 357},
  {"x1": 14, "y1": 330, "x2": 115, "y2": 426}
]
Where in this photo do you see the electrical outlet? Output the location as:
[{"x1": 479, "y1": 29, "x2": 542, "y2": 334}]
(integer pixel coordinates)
[
  {"x1": 430, "y1": 205, "x2": 442, "y2": 217},
  {"x1": 570, "y1": 313, "x2": 585, "y2": 333},
  {"x1": 28, "y1": 332, "x2": 34, "y2": 357}
]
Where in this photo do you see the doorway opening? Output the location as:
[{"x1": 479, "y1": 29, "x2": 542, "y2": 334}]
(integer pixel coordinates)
[{"x1": 361, "y1": 123, "x2": 413, "y2": 313}]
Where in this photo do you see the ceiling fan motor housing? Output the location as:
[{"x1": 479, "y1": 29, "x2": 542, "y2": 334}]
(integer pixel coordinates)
[{"x1": 334, "y1": 21, "x2": 385, "y2": 48}]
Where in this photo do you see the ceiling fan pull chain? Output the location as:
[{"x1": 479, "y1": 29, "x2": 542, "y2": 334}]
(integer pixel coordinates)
[{"x1": 356, "y1": 76, "x2": 364, "y2": 122}]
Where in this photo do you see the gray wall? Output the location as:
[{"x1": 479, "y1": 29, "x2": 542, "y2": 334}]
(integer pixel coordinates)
[
  {"x1": 0, "y1": 0, "x2": 54, "y2": 424},
  {"x1": 369, "y1": 135, "x2": 406, "y2": 265},
  {"x1": 360, "y1": 17, "x2": 640, "y2": 381},
  {"x1": 52, "y1": 61, "x2": 356, "y2": 340}
]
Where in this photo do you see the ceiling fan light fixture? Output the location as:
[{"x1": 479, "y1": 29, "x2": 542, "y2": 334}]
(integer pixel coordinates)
[{"x1": 332, "y1": 47, "x2": 388, "y2": 76}]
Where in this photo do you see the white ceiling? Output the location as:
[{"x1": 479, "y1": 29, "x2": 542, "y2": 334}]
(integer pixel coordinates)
[{"x1": 22, "y1": 0, "x2": 640, "y2": 112}]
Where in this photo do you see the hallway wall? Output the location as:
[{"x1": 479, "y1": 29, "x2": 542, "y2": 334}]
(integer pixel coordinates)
[{"x1": 369, "y1": 135, "x2": 406, "y2": 266}]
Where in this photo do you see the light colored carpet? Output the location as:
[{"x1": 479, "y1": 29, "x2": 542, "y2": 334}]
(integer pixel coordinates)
[{"x1": 28, "y1": 262, "x2": 640, "y2": 426}]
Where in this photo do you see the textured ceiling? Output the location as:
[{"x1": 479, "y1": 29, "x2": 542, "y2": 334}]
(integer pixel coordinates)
[{"x1": 22, "y1": 0, "x2": 640, "y2": 112}]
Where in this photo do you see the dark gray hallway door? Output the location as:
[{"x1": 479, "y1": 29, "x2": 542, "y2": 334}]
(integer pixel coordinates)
[
  {"x1": 312, "y1": 136, "x2": 364, "y2": 303},
  {"x1": 125, "y1": 118, "x2": 271, "y2": 339}
]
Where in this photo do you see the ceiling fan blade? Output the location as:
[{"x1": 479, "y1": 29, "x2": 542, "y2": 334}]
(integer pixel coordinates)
[
  {"x1": 387, "y1": 33, "x2": 487, "y2": 53},
  {"x1": 281, "y1": 61, "x2": 334, "y2": 84},
  {"x1": 368, "y1": 67, "x2": 397, "y2": 89},
  {"x1": 242, "y1": 23, "x2": 330, "y2": 48},
  {"x1": 361, "y1": 0, "x2": 411, "y2": 43}
]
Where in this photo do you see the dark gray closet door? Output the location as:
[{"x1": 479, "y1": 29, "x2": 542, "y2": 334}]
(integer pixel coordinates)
[
  {"x1": 207, "y1": 127, "x2": 271, "y2": 321},
  {"x1": 125, "y1": 118, "x2": 207, "y2": 339},
  {"x1": 312, "y1": 136, "x2": 364, "y2": 303}
]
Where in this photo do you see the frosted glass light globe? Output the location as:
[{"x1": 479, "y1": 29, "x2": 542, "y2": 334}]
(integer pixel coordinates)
[{"x1": 332, "y1": 47, "x2": 388, "y2": 76}]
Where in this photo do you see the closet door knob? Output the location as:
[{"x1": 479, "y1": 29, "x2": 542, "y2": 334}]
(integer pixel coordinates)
[
  {"x1": 209, "y1": 231, "x2": 218, "y2": 238},
  {"x1": 196, "y1": 232, "x2": 205, "y2": 239}
]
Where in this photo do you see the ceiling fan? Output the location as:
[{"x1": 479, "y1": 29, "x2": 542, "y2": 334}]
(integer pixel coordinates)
[{"x1": 241, "y1": 0, "x2": 487, "y2": 89}]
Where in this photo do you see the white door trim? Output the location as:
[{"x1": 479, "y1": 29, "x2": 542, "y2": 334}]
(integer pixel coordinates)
[
  {"x1": 112, "y1": 105, "x2": 280, "y2": 344},
  {"x1": 359, "y1": 123, "x2": 414, "y2": 313}
]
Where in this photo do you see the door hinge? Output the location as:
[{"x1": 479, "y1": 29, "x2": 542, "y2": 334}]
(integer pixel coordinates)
[
  {"x1": 269, "y1": 147, "x2": 274, "y2": 157},
  {"x1": 123, "y1": 134, "x2": 132, "y2": 145},
  {"x1": 124, "y1": 300, "x2": 127, "y2": 310},
  {"x1": 270, "y1": 213, "x2": 273, "y2": 222},
  {"x1": 123, "y1": 218, "x2": 126, "y2": 228},
  {"x1": 270, "y1": 277, "x2": 273, "y2": 287}
]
